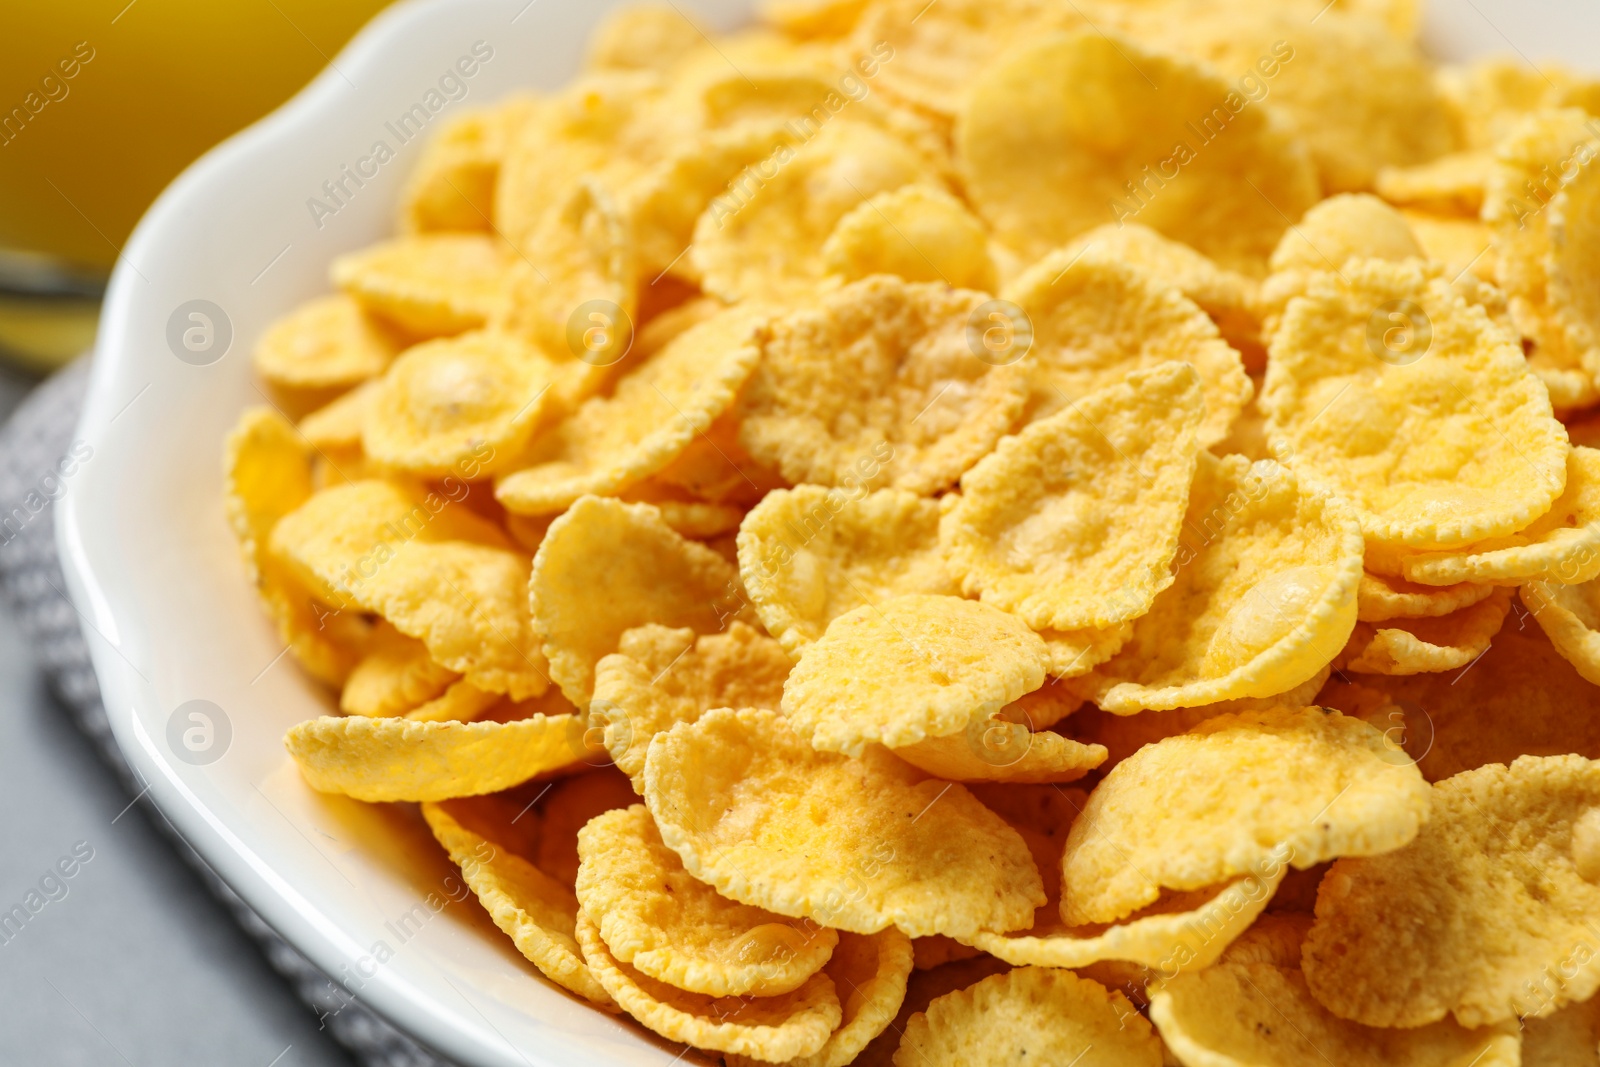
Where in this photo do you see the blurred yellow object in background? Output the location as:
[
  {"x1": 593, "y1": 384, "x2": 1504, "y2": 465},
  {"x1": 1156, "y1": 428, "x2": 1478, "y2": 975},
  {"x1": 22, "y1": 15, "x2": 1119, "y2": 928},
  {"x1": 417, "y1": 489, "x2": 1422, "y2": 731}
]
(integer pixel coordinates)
[{"x1": 0, "y1": 0, "x2": 393, "y2": 371}]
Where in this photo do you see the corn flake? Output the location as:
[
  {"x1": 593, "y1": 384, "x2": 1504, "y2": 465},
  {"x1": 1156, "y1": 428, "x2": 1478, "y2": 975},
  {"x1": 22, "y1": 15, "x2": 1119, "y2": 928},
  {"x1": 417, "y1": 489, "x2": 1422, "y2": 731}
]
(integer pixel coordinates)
[
  {"x1": 421, "y1": 799, "x2": 614, "y2": 1006},
  {"x1": 1005, "y1": 251, "x2": 1251, "y2": 446},
  {"x1": 270, "y1": 480, "x2": 549, "y2": 699},
  {"x1": 363, "y1": 330, "x2": 558, "y2": 476},
  {"x1": 339, "y1": 621, "x2": 457, "y2": 717},
  {"x1": 577, "y1": 911, "x2": 841, "y2": 1060},
  {"x1": 782, "y1": 593, "x2": 1048, "y2": 755},
  {"x1": 738, "y1": 276, "x2": 1027, "y2": 494},
  {"x1": 821, "y1": 184, "x2": 998, "y2": 291},
  {"x1": 958, "y1": 29, "x2": 1319, "y2": 274},
  {"x1": 1260, "y1": 258, "x2": 1566, "y2": 548},
  {"x1": 1061, "y1": 707, "x2": 1429, "y2": 924},
  {"x1": 737, "y1": 486, "x2": 957, "y2": 657},
  {"x1": 494, "y1": 305, "x2": 763, "y2": 513},
  {"x1": 894, "y1": 967, "x2": 1163, "y2": 1067},
  {"x1": 529, "y1": 496, "x2": 748, "y2": 707},
  {"x1": 1083, "y1": 454, "x2": 1363, "y2": 713},
  {"x1": 941, "y1": 361, "x2": 1204, "y2": 632},
  {"x1": 1339, "y1": 587, "x2": 1513, "y2": 674},
  {"x1": 591, "y1": 621, "x2": 789, "y2": 790},
  {"x1": 285, "y1": 713, "x2": 581, "y2": 802},
  {"x1": 577, "y1": 804, "x2": 838, "y2": 997},
  {"x1": 644, "y1": 707, "x2": 1044, "y2": 939},
  {"x1": 1303, "y1": 755, "x2": 1600, "y2": 1027},
  {"x1": 1150, "y1": 935, "x2": 1520, "y2": 1067},
  {"x1": 253, "y1": 294, "x2": 401, "y2": 391},
  {"x1": 332, "y1": 234, "x2": 514, "y2": 337}
]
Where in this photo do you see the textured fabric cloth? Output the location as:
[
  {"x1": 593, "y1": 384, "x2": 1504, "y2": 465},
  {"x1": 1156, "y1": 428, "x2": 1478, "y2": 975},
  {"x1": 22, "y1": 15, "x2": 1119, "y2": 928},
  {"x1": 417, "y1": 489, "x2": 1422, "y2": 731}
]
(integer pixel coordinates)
[{"x1": 0, "y1": 359, "x2": 453, "y2": 1067}]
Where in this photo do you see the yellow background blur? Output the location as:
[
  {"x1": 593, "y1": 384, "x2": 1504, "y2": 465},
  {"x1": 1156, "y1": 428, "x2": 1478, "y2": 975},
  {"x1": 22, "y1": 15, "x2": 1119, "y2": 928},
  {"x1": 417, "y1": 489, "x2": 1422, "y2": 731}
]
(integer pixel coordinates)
[{"x1": 0, "y1": 0, "x2": 393, "y2": 370}]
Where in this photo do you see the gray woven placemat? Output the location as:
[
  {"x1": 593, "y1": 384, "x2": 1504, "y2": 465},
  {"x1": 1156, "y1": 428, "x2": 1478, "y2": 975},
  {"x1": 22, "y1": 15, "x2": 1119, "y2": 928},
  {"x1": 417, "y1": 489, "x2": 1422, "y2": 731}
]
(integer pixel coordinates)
[{"x1": 0, "y1": 358, "x2": 454, "y2": 1067}]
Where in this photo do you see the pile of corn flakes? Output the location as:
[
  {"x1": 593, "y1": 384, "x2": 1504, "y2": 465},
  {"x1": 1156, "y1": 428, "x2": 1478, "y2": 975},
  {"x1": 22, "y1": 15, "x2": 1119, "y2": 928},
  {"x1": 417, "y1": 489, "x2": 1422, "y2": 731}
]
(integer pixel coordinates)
[{"x1": 226, "y1": 0, "x2": 1600, "y2": 1061}]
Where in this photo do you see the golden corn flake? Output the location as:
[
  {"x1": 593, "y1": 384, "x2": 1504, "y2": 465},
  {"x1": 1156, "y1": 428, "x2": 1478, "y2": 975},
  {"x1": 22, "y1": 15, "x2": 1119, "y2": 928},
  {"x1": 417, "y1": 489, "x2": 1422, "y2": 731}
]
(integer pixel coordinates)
[
  {"x1": 495, "y1": 179, "x2": 638, "y2": 405},
  {"x1": 1473, "y1": 116, "x2": 1600, "y2": 410},
  {"x1": 737, "y1": 486, "x2": 956, "y2": 658},
  {"x1": 1348, "y1": 619, "x2": 1600, "y2": 782},
  {"x1": 270, "y1": 479, "x2": 549, "y2": 699},
  {"x1": 577, "y1": 805, "x2": 838, "y2": 997},
  {"x1": 339, "y1": 621, "x2": 457, "y2": 717},
  {"x1": 691, "y1": 120, "x2": 938, "y2": 303},
  {"x1": 421, "y1": 799, "x2": 613, "y2": 1007},
  {"x1": 298, "y1": 379, "x2": 379, "y2": 450},
  {"x1": 1268, "y1": 194, "x2": 1423, "y2": 275},
  {"x1": 576, "y1": 912, "x2": 841, "y2": 1061},
  {"x1": 729, "y1": 928, "x2": 913, "y2": 1067},
  {"x1": 1083, "y1": 454, "x2": 1363, "y2": 713},
  {"x1": 223, "y1": 408, "x2": 367, "y2": 687},
  {"x1": 362, "y1": 330, "x2": 558, "y2": 476},
  {"x1": 969, "y1": 873, "x2": 1284, "y2": 976},
  {"x1": 529, "y1": 496, "x2": 747, "y2": 707},
  {"x1": 1402, "y1": 211, "x2": 1496, "y2": 288},
  {"x1": 1339, "y1": 587, "x2": 1512, "y2": 674},
  {"x1": 821, "y1": 184, "x2": 998, "y2": 292},
  {"x1": 644, "y1": 707, "x2": 1044, "y2": 939},
  {"x1": 285, "y1": 713, "x2": 581, "y2": 802},
  {"x1": 1150, "y1": 940, "x2": 1520, "y2": 1067},
  {"x1": 758, "y1": 0, "x2": 869, "y2": 40},
  {"x1": 1061, "y1": 707, "x2": 1429, "y2": 925},
  {"x1": 1357, "y1": 571, "x2": 1497, "y2": 622},
  {"x1": 941, "y1": 361, "x2": 1204, "y2": 632},
  {"x1": 782, "y1": 594, "x2": 1048, "y2": 755},
  {"x1": 1005, "y1": 251, "x2": 1251, "y2": 446},
  {"x1": 585, "y1": 3, "x2": 705, "y2": 73},
  {"x1": 1375, "y1": 151, "x2": 1494, "y2": 216},
  {"x1": 958, "y1": 29, "x2": 1319, "y2": 274},
  {"x1": 1060, "y1": 223, "x2": 1262, "y2": 360},
  {"x1": 400, "y1": 96, "x2": 538, "y2": 234},
  {"x1": 331, "y1": 234, "x2": 513, "y2": 337},
  {"x1": 1525, "y1": 578, "x2": 1600, "y2": 686},
  {"x1": 1303, "y1": 755, "x2": 1600, "y2": 1028},
  {"x1": 738, "y1": 276, "x2": 1027, "y2": 495},
  {"x1": 403, "y1": 678, "x2": 504, "y2": 724},
  {"x1": 1260, "y1": 258, "x2": 1567, "y2": 549},
  {"x1": 494, "y1": 305, "x2": 763, "y2": 514},
  {"x1": 894, "y1": 967, "x2": 1163, "y2": 1067},
  {"x1": 590, "y1": 621, "x2": 789, "y2": 789},
  {"x1": 1152, "y1": 8, "x2": 1455, "y2": 194},
  {"x1": 1040, "y1": 622, "x2": 1134, "y2": 682},
  {"x1": 493, "y1": 71, "x2": 673, "y2": 255},
  {"x1": 850, "y1": 0, "x2": 1080, "y2": 119},
  {"x1": 253, "y1": 294, "x2": 401, "y2": 391},
  {"x1": 625, "y1": 121, "x2": 795, "y2": 284}
]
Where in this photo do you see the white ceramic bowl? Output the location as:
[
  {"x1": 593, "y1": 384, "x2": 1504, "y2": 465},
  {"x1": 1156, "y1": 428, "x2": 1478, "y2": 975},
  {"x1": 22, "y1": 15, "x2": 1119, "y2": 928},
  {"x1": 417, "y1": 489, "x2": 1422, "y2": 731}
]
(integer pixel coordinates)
[{"x1": 55, "y1": 0, "x2": 1600, "y2": 1063}]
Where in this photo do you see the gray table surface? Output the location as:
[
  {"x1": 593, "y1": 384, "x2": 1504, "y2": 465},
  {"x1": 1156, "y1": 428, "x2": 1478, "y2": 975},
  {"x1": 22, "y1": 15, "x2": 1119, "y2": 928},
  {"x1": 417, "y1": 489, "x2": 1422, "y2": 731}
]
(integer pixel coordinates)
[{"x1": 0, "y1": 365, "x2": 354, "y2": 1067}]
